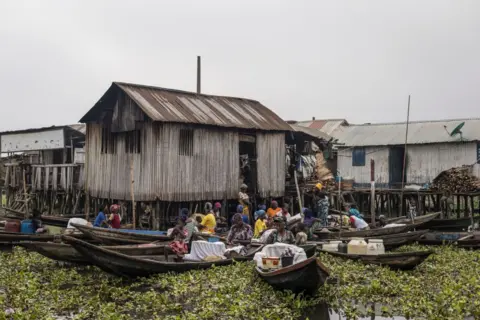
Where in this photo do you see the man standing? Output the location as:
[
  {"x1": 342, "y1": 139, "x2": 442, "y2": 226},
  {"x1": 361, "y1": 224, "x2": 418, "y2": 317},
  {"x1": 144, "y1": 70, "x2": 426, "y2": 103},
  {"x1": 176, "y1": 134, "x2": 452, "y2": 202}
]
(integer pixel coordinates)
[{"x1": 314, "y1": 183, "x2": 329, "y2": 227}]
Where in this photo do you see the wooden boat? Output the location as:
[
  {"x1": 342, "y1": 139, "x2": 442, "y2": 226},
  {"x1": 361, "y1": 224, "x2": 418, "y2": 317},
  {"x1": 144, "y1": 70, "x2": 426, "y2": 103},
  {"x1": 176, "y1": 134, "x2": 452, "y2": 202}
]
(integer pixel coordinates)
[
  {"x1": 72, "y1": 223, "x2": 171, "y2": 245},
  {"x1": 20, "y1": 241, "x2": 170, "y2": 264},
  {"x1": 319, "y1": 250, "x2": 433, "y2": 270},
  {"x1": 417, "y1": 231, "x2": 480, "y2": 249},
  {"x1": 312, "y1": 230, "x2": 429, "y2": 250},
  {"x1": 420, "y1": 216, "x2": 480, "y2": 232},
  {"x1": 314, "y1": 213, "x2": 438, "y2": 240},
  {"x1": 0, "y1": 232, "x2": 90, "y2": 243},
  {"x1": 368, "y1": 212, "x2": 440, "y2": 228},
  {"x1": 63, "y1": 236, "x2": 235, "y2": 277},
  {"x1": 255, "y1": 255, "x2": 329, "y2": 294}
]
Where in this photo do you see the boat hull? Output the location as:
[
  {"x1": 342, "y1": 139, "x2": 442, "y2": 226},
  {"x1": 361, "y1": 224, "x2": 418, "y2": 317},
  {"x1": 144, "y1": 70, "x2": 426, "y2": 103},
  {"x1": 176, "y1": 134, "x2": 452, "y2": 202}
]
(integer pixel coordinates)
[{"x1": 256, "y1": 255, "x2": 329, "y2": 294}]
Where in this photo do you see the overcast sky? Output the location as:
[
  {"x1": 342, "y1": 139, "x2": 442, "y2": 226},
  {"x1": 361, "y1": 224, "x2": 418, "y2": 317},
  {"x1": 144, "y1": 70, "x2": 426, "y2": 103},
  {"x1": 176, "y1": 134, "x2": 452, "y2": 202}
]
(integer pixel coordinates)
[{"x1": 0, "y1": 0, "x2": 479, "y2": 130}]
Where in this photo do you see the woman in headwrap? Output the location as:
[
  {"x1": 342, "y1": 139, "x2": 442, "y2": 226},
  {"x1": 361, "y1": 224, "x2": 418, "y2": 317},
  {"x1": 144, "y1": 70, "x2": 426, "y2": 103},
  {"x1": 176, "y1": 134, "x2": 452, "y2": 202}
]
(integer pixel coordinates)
[
  {"x1": 226, "y1": 213, "x2": 253, "y2": 245},
  {"x1": 303, "y1": 207, "x2": 325, "y2": 240},
  {"x1": 254, "y1": 210, "x2": 267, "y2": 238},
  {"x1": 213, "y1": 202, "x2": 222, "y2": 218},
  {"x1": 236, "y1": 205, "x2": 249, "y2": 224},
  {"x1": 266, "y1": 216, "x2": 295, "y2": 244},
  {"x1": 254, "y1": 204, "x2": 267, "y2": 221},
  {"x1": 238, "y1": 184, "x2": 251, "y2": 221},
  {"x1": 267, "y1": 201, "x2": 281, "y2": 219},
  {"x1": 199, "y1": 202, "x2": 216, "y2": 234},
  {"x1": 108, "y1": 204, "x2": 121, "y2": 229}
]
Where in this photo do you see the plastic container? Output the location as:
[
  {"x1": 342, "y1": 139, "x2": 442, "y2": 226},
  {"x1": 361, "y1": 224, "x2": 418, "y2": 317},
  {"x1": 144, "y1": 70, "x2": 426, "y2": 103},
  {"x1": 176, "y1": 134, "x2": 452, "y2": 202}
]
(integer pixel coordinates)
[
  {"x1": 262, "y1": 257, "x2": 281, "y2": 269},
  {"x1": 20, "y1": 220, "x2": 35, "y2": 234},
  {"x1": 367, "y1": 239, "x2": 385, "y2": 255},
  {"x1": 207, "y1": 237, "x2": 219, "y2": 243},
  {"x1": 322, "y1": 240, "x2": 342, "y2": 252},
  {"x1": 4, "y1": 220, "x2": 20, "y2": 233},
  {"x1": 281, "y1": 256, "x2": 294, "y2": 267},
  {"x1": 338, "y1": 242, "x2": 348, "y2": 253},
  {"x1": 347, "y1": 238, "x2": 367, "y2": 255}
]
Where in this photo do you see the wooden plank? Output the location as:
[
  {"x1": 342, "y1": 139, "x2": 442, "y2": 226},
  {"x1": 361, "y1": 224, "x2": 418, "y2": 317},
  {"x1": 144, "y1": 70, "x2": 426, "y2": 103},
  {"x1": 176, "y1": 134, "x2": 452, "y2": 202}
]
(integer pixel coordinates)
[
  {"x1": 52, "y1": 167, "x2": 58, "y2": 191},
  {"x1": 456, "y1": 195, "x2": 461, "y2": 219},
  {"x1": 31, "y1": 164, "x2": 78, "y2": 168},
  {"x1": 44, "y1": 167, "x2": 50, "y2": 190},
  {"x1": 60, "y1": 167, "x2": 66, "y2": 190}
]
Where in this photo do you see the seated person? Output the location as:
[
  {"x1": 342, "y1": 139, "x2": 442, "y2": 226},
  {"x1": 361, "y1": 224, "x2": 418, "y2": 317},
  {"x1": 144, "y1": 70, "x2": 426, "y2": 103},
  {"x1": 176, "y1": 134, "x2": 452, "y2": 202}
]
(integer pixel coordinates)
[
  {"x1": 266, "y1": 216, "x2": 295, "y2": 245},
  {"x1": 226, "y1": 213, "x2": 253, "y2": 245}
]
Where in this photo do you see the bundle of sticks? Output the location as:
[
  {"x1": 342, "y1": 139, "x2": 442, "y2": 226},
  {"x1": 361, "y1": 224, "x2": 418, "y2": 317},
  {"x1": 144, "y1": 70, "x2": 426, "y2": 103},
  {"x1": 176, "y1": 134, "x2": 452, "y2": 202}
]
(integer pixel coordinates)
[{"x1": 431, "y1": 165, "x2": 480, "y2": 193}]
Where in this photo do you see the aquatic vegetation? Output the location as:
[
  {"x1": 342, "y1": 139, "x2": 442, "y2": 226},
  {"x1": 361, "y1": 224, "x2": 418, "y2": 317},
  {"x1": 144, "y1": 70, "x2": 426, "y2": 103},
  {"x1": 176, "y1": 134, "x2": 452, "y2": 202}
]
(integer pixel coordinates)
[
  {"x1": 0, "y1": 245, "x2": 479, "y2": 319},
  {"x1": 318, "y1": 245, "x2": 480, "y2": 319}
]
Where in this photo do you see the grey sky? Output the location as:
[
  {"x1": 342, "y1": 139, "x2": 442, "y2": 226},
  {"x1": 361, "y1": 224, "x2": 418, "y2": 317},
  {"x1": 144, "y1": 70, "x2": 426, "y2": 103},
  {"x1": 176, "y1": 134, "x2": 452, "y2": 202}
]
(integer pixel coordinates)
[{"x1": 0, "y1": 0, "x2": 479, "y2": 131}]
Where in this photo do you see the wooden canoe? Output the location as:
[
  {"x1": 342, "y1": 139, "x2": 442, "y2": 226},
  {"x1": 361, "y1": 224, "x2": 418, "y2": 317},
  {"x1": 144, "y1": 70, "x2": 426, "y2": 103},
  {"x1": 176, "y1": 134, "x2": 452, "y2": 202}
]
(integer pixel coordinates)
[
  {"x1": 319, "y1": 250, "x2": 433, "y2": 270},
  {"x1": 62, "y1": 236, "x2": 235, "y2": 277},
  {"x1": 417, "y1": 231, "x2": 480, "y2": 249},
  {"x1": 255, "y1": 255, "x2": 329, "y2": 294},
  {"x1": 419, "y1": 216, "x2": 480, "y2": 232},
  {"x1": 314, "y1": 214, "x2": 438, "y2": 240},
  {"x1": 20, "y1": 241, "x2": 170, "y2": 264},
  {"x1": 0, "y1": 232, "x2": 91, "y2": 243},
  {"x1": 71, "y1": 223, "x2": 171, "y2": 245},
  {"x1": 312, "y1": 230, "x2": 429, "y2": 250}
]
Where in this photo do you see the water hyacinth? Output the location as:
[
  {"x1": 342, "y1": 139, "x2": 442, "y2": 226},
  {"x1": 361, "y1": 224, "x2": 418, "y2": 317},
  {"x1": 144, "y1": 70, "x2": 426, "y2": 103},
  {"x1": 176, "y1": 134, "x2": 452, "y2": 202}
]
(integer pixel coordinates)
[{"x1": 0, "y1": 245, "x2": 479, "y2": 319}]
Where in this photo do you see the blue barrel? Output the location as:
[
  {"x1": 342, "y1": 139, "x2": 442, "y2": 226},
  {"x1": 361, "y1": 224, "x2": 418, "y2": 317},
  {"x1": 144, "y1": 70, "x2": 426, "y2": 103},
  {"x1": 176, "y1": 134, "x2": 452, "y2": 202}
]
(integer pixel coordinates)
[{"x1": 20, "y1": 220, "x2": 35, "y2": 234}]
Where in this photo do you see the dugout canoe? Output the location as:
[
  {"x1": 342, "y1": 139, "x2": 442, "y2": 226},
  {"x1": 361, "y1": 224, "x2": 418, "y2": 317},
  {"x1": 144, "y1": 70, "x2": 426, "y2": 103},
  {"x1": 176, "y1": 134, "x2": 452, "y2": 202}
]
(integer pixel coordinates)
[
  {"x1": 420, "y1": 216, "x2": 480, "y2": 232},
  {"x1": 417, "y1": 231, "x2": 480, "y2": 249},
  {"x1": 368, "y1": 212, "x2": 440, "y2": 228},
  {"x1": 255, "y1": 255, "x2": 330, "y2": 294},
  {"x1": 0, "y1": 232, "x2": 90, "y2": 243},
  {"x1": 319, "y1": 250, "x2": 433, "y2": 270},
  {"x1": 72, "y1": 223, "x2": 171, "y2": 245},
  {"x1": 20, "y1": 241, "x2": 170, "y2": 264},
  {"x1": 62, "y1": 236, "x2": 235, "y2": 277},
  {"x1": 314, "y1": 216, "x2": 437, "y2": 240}
]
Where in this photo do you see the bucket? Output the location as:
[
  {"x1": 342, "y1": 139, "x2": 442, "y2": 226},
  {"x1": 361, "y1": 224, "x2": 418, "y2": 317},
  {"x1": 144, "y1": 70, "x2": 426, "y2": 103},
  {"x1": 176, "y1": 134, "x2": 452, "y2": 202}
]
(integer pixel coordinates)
[
  {"x1": 20, "y1": 220, "x2": 35, "y2": 234},
  {"x1": 281, "y1": 256, "x2": 294, "y2": 267}
]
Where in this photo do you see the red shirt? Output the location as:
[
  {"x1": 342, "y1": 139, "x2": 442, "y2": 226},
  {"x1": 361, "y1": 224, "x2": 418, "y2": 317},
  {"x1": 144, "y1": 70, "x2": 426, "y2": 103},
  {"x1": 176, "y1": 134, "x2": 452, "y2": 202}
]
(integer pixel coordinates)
[{"x1": 111, "y1": 214, "x2": 121, "y2": 229}]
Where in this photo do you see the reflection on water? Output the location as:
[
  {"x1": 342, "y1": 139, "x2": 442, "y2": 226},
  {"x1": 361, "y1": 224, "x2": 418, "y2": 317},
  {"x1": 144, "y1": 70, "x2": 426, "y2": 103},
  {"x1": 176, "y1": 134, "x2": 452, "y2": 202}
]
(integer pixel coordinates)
[{"x1": 300, "y1": 303, "x2": 407, "y2": 320}]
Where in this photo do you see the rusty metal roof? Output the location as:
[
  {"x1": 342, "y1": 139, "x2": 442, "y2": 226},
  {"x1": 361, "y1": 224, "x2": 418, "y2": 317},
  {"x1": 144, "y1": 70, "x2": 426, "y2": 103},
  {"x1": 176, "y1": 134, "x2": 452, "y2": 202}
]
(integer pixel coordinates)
[{"x1": 80, "y1": 82, "x2": 291, "y2": 131}]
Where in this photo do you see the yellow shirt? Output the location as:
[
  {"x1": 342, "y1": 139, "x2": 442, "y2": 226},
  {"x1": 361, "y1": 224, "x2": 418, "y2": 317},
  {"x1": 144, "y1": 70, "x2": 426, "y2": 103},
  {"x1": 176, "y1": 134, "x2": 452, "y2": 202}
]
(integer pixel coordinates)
[
  {"x1": 201, "y1": 213, "x2": 217, "y2": 234},
  {"x1": 254, "y1": 219, "x2": 267, "y2": 238}
]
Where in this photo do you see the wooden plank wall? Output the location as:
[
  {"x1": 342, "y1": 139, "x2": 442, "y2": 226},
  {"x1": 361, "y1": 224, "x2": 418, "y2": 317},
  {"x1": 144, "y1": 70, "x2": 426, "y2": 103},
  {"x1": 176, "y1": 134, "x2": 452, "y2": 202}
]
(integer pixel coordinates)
[
  {"x1": 256, "y1": 132, "x2": 286, "y2": 198},
  {"x1": 85, "y1": 122, "x2": 243, "y2": 202}
]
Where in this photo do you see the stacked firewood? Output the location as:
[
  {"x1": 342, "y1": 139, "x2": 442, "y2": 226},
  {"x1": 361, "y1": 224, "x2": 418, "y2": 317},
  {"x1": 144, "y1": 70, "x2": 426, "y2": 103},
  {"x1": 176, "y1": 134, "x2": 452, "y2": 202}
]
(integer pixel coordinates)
[{"x1": 431, "y1": 165, "x2": 480, "y2": 193}]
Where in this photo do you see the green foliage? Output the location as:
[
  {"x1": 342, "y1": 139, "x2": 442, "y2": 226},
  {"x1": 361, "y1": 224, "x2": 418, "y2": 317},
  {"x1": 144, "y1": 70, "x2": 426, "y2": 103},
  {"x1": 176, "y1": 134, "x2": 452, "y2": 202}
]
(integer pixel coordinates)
[{"x1": 0, "y1": 245, "x2": 479, "y2": 319}]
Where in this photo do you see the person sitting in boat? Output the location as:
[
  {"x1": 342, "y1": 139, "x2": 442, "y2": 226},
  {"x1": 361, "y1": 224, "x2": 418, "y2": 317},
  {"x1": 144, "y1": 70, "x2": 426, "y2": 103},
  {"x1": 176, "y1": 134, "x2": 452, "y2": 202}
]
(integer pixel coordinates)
[
  {"x1": 254, "y1": 204, "x2": 267, "y2": 221},
  {"x1": 344, "y1": 203, "x2": 363, "y2": 220},
  {"x1": 93, "y1": 205, "x2": 109, "y2": 228},
  {"x1": 65, "y1": 217, "x2": 92, "y2": 234},
  {"x1": 254, "y1": 210, "x2": 267, "y2": 238},
  {"x1": 199, "y1": 202, "x2": 216, "y2": 234},
  {"x1": 377, "y1": 215, "x2": 388, "y2": 227},
  {"x1": 295, "y1": 223, "x2": 308, "y2": 245},
  {"x1": 234, "y1": 205, "x2": 250, "y2": 224},
  {"x1": 266, "y1": 216, "x2": 295, "y2": 245},
  {"x1": 267, "y1": 201, "x2": 281, "y2": 220},
  {"x1": 349, "y1": 215, "x2": 369, "y2": 231},
  {"x1": 31, "y1": 209, "x2": 47, "y2": 234},
  {"x1": 166, "y1": 216, "x2": 188, "y2": 261},
  {"x1": 314, "y1": 183, "x2": 329, "y2": 227},
  {"x1": 277, "y1": 203, "x2": 291, "y2": 221},
  {"x1": 108, "y1": 204, "x2": 121, "y2": 229},
  {"x1": 226, "y1": 213, "x2": 253, "y2": 245}
]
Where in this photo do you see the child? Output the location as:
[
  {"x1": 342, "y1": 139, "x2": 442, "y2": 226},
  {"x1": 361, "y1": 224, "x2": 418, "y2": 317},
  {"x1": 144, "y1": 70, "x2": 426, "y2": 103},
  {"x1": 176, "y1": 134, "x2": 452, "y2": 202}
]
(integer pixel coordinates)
[
  {"x1": 167, "y1": 217, "x2": 188, "y2": 261},
  {"x1": 295, "y1": 223, "x2": 308, "y2": 245}
]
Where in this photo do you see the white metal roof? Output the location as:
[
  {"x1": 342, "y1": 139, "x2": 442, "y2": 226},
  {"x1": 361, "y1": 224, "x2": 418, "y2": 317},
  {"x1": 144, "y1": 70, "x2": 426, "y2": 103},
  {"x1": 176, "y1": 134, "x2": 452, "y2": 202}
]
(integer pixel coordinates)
[{"x1": 332, "y1": 118, "x2": 480, "y2": 147}]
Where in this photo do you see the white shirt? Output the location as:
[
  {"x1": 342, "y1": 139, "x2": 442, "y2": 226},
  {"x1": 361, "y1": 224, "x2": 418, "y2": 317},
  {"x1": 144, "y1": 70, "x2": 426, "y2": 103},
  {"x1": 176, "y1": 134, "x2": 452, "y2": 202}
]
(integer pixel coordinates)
[{"x1": 350, "y1": 216, "x2": 368, "y2": 229}]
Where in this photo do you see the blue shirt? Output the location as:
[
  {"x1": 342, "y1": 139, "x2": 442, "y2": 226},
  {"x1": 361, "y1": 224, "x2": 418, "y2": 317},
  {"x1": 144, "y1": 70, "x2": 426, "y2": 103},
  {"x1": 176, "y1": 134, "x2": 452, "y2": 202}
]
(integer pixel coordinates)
[
  {"x1": 93, "y1": 211, "x2": 107, "y2": 227},
  {"x1": 349, "y1": 208, "x2": 363, "y2": 219}
]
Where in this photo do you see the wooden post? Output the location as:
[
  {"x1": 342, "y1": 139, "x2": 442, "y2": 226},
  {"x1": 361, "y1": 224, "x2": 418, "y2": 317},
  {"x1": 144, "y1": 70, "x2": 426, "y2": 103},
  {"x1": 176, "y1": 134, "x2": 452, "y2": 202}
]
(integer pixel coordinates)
[
  {"x1": 130, "y1": 155, "x2": 136, "y2": 229},
  {"x1": 399, "y1": 95, "x2": 411, "y2": 216},
  {"x1": 155, "y1": 200, "x2": 160, "y2": 230},
  {"x1": 197, "y1": 56, "x2": 201, "y2": 94},
  {"x1": 23, "y1": 167, "x2": 28, "y2": 219},
  {"x1": 370, "y1": 159, "x2": 376, "y2": 225}
]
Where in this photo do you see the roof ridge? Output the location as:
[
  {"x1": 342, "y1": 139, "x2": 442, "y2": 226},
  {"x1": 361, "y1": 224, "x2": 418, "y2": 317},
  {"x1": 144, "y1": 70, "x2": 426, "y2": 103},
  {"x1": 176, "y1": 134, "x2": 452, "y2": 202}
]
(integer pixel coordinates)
[
  {"x1": 348, "y1": 118, "x2": 480, "y2": 127},
  {"x1": 113, "y1": 81, "x2": 260, "y2": 104}
]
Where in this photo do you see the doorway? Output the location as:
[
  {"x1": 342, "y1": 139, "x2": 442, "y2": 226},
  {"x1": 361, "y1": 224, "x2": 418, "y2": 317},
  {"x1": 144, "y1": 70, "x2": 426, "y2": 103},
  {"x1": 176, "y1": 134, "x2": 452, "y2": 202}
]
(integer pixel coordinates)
[
  {"x1": 239, "y1": 134, "x2": 257, "y2": 193},
  {"x1": 389, "y1": 146, "x2": 406, "y2": 188}
]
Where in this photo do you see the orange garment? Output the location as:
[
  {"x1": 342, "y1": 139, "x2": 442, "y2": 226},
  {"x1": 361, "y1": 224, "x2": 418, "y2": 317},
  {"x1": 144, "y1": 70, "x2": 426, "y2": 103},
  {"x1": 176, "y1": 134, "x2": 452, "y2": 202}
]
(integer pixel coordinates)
[{"x1": 267, "y1": 207, "x2": 281, "y2": 218}]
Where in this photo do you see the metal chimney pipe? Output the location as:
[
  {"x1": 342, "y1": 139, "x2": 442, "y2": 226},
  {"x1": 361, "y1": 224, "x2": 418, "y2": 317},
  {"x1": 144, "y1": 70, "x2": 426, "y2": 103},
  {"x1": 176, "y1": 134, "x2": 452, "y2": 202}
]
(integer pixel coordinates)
[{"x1": 197, "y1": 56, "x2": 201, "y2": 94}]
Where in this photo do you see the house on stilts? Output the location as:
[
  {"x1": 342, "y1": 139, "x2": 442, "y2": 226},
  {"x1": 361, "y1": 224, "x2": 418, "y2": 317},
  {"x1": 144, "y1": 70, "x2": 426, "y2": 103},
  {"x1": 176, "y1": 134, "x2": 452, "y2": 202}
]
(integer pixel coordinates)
[{"x1": 79, "y1": 82, "x2": 293, "y2": 229}]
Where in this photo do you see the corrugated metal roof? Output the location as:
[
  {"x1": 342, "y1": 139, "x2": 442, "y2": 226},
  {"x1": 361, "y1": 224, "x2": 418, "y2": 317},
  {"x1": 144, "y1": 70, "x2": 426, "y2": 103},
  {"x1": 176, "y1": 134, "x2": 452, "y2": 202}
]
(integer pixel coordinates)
[
  {"x1": 289, "y1": 124, "x2": 332, "y2": 141},
  {"x1": 295, "y1": 119, "x2": 348, "y2": 135},
  {"x1": 0, "y1": 124, "x2": 86, "y2": 136},
  {"x1": 80, "y1": 82, "x2": 291, "y2": 131},
  {"x1": 333, "y1": 118, "x2": 480, "y2": 147}
]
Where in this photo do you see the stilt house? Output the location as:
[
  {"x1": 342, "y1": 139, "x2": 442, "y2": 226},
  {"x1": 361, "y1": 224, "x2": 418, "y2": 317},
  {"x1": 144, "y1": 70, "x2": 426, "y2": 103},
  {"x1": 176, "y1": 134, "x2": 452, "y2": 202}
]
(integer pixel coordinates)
[{"x1": 80, "y1": 82, "x2": 291, "y2": 225}]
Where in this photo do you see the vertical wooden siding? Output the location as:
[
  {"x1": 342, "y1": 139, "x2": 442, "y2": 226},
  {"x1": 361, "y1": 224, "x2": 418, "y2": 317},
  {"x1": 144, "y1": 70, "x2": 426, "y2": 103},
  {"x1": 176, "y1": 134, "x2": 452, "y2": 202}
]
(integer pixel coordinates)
[
  {"x1": 256, "y1": 132, "x2": 286, "y2": 198},
  {"x1": 337, "y1": 147, "x2": 390, "y2": 184},
  {"x1": 86, "y1": 122, "x2": 241, "y2": 201}
]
